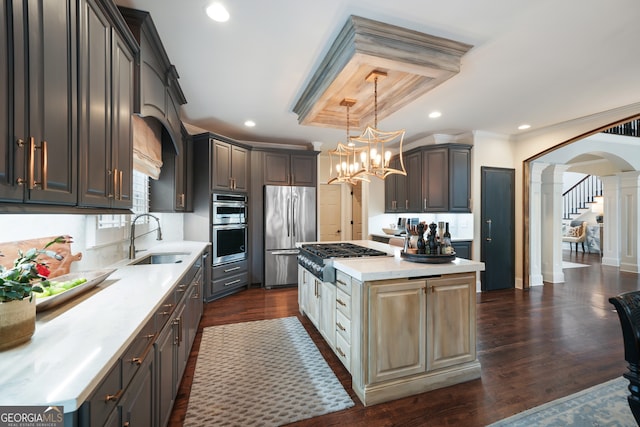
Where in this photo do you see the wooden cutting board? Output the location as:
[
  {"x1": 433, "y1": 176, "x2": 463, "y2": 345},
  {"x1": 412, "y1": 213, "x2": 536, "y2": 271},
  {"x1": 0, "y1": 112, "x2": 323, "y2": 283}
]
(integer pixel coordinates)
[{"x1": 0, "y1": 236, "x2": 82, "y2": 278}]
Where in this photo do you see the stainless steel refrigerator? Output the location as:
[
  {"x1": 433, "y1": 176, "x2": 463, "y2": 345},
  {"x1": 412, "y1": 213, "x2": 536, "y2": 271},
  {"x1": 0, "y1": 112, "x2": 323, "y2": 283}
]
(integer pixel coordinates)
[{"x1": 264, "y1": 185, "x2": 316, "y2": 288}]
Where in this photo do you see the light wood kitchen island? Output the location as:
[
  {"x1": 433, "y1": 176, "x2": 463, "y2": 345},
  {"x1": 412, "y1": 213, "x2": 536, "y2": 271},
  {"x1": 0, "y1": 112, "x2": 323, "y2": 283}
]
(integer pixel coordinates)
[{"x1": 298, "y1": 240, "x2": 485, "y2": 406}]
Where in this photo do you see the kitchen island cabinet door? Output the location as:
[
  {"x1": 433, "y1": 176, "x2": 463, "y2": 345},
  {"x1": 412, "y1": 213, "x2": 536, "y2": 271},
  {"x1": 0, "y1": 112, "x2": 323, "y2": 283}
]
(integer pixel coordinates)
[
  {"x1": 319, "y1": 280, "x2": 336, "y2": 349},
  {"x1": 426, "y1": 273, "x2": 476, "y2": 371},
  {"x1": 368, "y1": 279, "x2": 427, "y2": 384}
]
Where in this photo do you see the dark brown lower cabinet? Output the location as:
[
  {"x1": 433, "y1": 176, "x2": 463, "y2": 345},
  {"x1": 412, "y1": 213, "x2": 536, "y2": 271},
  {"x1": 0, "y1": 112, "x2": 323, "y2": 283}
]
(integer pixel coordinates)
[{"x1": 75, "y1": 254, "x2": 204, "y2": 427}]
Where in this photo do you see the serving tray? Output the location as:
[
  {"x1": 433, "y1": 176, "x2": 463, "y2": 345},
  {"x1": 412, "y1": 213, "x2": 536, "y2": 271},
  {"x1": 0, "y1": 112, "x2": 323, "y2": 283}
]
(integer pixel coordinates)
[
  {"x1": 35, "y1": 269, "x2": 116, "y2": 311},
  {"x1": 400, "y1": 251, "x2": 456, "y2": 264}
]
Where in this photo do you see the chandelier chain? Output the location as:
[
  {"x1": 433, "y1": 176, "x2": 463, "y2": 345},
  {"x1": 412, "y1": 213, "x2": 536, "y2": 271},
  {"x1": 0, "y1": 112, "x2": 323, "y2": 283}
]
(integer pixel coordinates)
[{"x1": 374, "y1": 76, "x2": 378, "y2": 129}]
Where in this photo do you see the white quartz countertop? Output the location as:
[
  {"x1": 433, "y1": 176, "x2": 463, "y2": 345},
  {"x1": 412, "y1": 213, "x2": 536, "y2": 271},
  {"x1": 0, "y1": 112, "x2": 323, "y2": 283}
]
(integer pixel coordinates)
[
  {"x1": 0, "y1": 241, "x2": 209, "y2": 413},
  {"x1": 320, "y1": 240, "x2": 485, "y2": 282}
]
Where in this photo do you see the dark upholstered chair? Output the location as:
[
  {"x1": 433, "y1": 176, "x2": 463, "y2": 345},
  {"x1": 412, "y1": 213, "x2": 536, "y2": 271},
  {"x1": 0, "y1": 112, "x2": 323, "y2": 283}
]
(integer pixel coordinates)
[{"x1": 609, "y1": 291, "x2": 640, "y2": 425}]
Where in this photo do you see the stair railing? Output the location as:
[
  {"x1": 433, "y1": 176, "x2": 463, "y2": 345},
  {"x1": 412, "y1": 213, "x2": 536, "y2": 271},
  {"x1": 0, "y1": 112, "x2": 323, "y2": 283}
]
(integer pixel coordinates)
[
  {"x1": 603, "y1": 119, "x2": 640, "y2": 138},
  {"x1": 562, "y1": 175, "x2": 602, "y2": 220}
]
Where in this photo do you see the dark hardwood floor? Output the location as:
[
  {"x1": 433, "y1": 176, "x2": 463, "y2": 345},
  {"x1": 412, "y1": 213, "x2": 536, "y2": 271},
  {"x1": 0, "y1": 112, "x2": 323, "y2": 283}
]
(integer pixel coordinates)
[{"x1": 169, "y1": 250, "x2": 639, "y2": 426}]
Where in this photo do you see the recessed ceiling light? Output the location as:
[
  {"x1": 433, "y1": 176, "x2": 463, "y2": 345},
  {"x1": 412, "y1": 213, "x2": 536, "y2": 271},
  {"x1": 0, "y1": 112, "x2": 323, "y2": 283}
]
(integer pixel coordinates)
[
  {"x1": 206, "y1": 3, "x2": 230, "y2": 22},
  {"x1": 428, "y1": 111, "x2": 442, "y2": 119},
  {"x1": 518, "y1": 124, "x2": 531, "y2": 130},
  {"x1": 244, "y1": 120, "x2": 256, "y2": 127}
]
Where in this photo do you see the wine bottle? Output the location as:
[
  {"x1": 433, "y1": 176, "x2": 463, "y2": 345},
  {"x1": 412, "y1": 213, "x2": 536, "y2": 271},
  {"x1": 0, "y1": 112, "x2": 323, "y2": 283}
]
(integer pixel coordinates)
[{"x1": 443, "y1": 222, "x2": 452, "y2": 254}]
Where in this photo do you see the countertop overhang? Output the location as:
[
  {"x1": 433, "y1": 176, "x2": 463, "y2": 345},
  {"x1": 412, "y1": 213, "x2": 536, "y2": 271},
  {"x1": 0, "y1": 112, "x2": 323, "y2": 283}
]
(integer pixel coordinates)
[{"x1": 0, "y1": 241, "x2": 210, "y2": 413}]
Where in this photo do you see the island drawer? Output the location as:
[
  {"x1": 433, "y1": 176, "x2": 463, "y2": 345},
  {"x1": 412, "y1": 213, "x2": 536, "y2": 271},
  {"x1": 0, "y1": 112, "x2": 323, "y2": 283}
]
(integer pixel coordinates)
[
  {"x1": 336, "y1": 288, "x2": 351, "y2": 317},
  {"x1": 336, "y1": 310, "x2": 351, "y2": 343},
  {"x1": 335, "y1": 333, "x2": 351, "y2": 373},
  {"x1": 121, "y1": 316, "x2": 156, "y2": 387},
  {"x1": 335, "y1": 271, "x2": 352, "y2": 295}
]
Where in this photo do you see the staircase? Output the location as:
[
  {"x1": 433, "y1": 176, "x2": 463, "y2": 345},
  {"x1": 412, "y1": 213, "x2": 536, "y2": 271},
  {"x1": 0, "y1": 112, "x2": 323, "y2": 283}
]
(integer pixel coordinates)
[
  {"x1": 563, "y1": 175, "x2": 602, "y2": 220},
  {"x1": 602, "y1": 118, "x2": 640, "y2": 138}
]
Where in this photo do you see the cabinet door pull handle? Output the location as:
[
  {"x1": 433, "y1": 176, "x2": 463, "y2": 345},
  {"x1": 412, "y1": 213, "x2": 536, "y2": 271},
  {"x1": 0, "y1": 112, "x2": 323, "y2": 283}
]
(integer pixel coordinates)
[
  {"x1": 28, "y1": 137, "x2": 36, "y2": 189},
  {"x1": 104, "y1": 389, "x2": 123, "y2": 402},
  {"x1": 131, "y1": 334, "x2": 156, "y2": 365},
  {"x1": 113, "y1": 168, "x2": 119, "y2": 200},
  {"x1": 486, "y1": 219, "x2": 492, "y2": 242},
  {"x1": 119, "y1": 170, "x2": 123, "y2": 200},
  {"x1": 423, "y1": 198, "x2": 427, "y2": 210},
  {"x1": 106, "y1": 169, "x2": 113, "y2": 198},
  {"x1": 38, "y1": 140, "x2": 48, "y2": 190}
]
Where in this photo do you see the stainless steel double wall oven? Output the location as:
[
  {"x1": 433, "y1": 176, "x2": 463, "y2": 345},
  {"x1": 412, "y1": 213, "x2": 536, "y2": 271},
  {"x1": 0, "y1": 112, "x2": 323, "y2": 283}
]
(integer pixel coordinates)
[{"x1": 212, "y1": 193, "x2": 248, "y2": 265}]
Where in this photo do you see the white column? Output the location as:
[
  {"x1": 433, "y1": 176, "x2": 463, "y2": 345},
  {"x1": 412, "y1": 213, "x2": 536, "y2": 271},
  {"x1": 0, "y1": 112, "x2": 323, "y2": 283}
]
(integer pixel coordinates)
[
  {"x1": 541, "y1": 164, "x2": 568, "y2": 283},
  {"x1": 619, "y1": 172, "x2": 640, "y2": 272},
  {"x1": 528, "y1": 162, "x2": 547, "y2": 286},
  {"x1": 601, "y1": 175, "x2": 621, "y2": 267}
]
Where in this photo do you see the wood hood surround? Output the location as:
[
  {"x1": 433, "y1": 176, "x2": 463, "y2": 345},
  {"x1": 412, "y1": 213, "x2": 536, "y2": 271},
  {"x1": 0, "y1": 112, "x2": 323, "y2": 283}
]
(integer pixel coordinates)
[{"x1": 293, "y1": 15, "x2": 473, "y2": 130}]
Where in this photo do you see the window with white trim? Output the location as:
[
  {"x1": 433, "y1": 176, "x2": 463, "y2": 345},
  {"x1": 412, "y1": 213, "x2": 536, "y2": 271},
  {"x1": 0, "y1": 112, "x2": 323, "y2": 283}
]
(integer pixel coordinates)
[{"x1": 98, "y1": 171, "x2": 149, "y2": 229}]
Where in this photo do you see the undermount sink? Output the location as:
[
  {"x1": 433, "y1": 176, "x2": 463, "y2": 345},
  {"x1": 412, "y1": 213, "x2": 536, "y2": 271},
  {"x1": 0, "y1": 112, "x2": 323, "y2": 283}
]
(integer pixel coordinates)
[{"x1": 129, "y1": 252, "x2": 190, "y2": 265}]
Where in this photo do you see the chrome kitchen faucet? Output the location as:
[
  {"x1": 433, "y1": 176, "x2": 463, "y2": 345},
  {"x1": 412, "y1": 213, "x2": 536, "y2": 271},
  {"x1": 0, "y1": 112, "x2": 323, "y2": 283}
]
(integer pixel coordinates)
[{"x1": 129, "y1": 213, "x2": 163, "y2": 259}]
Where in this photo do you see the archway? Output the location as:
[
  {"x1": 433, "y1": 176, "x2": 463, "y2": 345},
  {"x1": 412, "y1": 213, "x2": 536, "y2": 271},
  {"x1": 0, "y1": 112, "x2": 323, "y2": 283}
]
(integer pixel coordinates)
[{"x1": 524, "y1": 117, "x2": 640, "y2": 287}]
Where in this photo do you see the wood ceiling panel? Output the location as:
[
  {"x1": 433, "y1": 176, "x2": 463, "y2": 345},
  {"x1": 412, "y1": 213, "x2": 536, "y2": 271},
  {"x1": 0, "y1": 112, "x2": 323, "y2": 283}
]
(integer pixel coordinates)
[{"x1": 293, "y1": 16, "x2": 472, "y2": 130}]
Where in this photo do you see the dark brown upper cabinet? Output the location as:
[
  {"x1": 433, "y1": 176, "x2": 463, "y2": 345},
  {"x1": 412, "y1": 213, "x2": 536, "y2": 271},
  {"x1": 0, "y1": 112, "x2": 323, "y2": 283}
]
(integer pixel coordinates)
[
  {"x1": 212, "y1": 138, "x2": 249, "y2": 192},
  {"x1": 385, "y1": 144, "x2": 471, "y2": 213},
  {"x1": 78, "y1": 0, "x2": 137, "y2": 209},
  {"x1": 263, "y1": 151, "x2": 318, "y2": 187},
  {"x1": 0, "y1": 0, "x2": 77, "y2": 205}
]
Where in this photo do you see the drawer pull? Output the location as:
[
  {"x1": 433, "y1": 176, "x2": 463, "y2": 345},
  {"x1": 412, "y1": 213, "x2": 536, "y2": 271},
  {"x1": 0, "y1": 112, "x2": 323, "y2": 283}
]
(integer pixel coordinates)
[
  {"x1": 224, "y1": 279, "x2": 241, "y2": 287},
  {"x1": 224, "y1": 266, "x2": 241, "y2": 273},
  {"x1": 104, "y1": 389, "x2": 123, "y2": 402},
  {"x1": 336, "y1": 346, "x2": 346, "y2": 357},
  {"x1": 336, "y1": 298, "x2": 347, "y2": 307},
  {"x1": 176, "y1": 284, "x2": 188, "y2": 293},
  {"x1": 336, "y1": 279, "x2": 348, "y2": 288},
  {"x1": 159, "y1": 303, "x2": 174, "y2": 315},
  {"x1": 337, "y1": 322, "x2": 346, "y2": 331},
  {"x1": 131, "y1": 334, "x2": 156, "y2": 365}
]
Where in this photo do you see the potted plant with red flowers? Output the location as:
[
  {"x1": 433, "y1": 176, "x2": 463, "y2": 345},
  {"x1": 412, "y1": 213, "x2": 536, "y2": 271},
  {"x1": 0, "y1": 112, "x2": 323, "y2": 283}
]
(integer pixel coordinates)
[{"x1": 0, "y1": 236, "x2": 69, "y2": 350}]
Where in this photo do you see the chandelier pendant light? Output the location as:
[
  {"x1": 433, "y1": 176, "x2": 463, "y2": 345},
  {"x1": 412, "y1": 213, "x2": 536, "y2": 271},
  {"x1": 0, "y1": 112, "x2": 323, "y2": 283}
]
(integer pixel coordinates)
[
  {"x1": 328, "y1": 99, "x2": 370, "y2": 185},
  {"x1": 352, "y1": 70, "x2": 406, "y2": 179}
]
